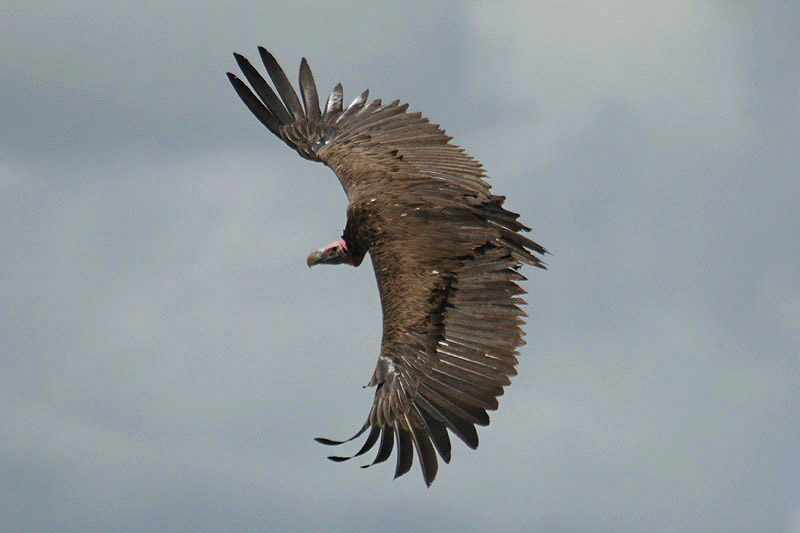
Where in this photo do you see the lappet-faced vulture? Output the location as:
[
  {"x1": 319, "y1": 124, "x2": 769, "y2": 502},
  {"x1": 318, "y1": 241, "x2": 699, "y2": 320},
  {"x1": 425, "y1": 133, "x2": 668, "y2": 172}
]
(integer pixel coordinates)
[{"x1": 227, "y1": 48, "x2": 547, "y2": 486}]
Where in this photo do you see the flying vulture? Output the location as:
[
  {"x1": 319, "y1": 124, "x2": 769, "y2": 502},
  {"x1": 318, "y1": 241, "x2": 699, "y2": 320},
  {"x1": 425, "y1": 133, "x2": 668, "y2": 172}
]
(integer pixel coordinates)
[{"x1": 227, "y1": 48, "x2": 547, "y2": 486}]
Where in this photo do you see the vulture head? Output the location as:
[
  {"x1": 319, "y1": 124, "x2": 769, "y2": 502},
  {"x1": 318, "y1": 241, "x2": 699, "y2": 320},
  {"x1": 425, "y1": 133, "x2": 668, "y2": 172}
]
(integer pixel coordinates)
[{"x1": 306, "y1": 239, "x2": 355, "y2": 267}]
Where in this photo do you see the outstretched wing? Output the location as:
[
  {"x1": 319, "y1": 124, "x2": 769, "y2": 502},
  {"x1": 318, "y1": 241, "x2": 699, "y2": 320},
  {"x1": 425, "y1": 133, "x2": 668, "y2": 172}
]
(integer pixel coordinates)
[
  {"x1": 228, "y1": 47, "x2": 481, "y2": 200},
  {"x1": 228, "y1": 48, "x2": 547, "y2": 486}
]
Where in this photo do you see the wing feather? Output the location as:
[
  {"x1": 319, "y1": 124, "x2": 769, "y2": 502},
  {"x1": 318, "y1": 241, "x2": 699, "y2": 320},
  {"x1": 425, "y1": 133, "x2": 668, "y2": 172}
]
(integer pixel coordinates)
[
  {"x1": 258, "y1": 47, "x2": 304, "y2": 120},
  {"x1": 415, "y1": 392, "x2": 480, "y2": 449},
  {"x1": 233, "y1": 53, "x2": 293, "y2": 125},
  {"x1": 337, "y1": 90, "x2": 369, "y2": 124},
  {"x1": 413, "y1": 403, "x2": 451, "y2": 464},
  {"x1": 404, "y1": 412, "x2": 438, "y2": 486},
  {"x1": 226, "y1": 72, "x2": 282, "y2": 137},
  {"x1": 299, "y1": 58, "x2": 322, "y2": 120},
  {"x1": 394, "y1": 427, "x2": 414, "y2": 479},
  {"x1": 324, "y1": 83, "x2": 344, "y2": 119},
  {"x1": 364, "y1": 427, "x2": 394, "y2": 467},
  {"x1": 324, "y1": 426, "x2": 381, "y2": 463}
]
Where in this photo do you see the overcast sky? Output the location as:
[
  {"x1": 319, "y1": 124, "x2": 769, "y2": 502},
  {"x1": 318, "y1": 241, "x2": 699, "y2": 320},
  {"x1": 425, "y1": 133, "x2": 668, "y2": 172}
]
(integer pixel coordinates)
[{"x1": 2, "y1": 1, "x2": 799, "y2": 531}]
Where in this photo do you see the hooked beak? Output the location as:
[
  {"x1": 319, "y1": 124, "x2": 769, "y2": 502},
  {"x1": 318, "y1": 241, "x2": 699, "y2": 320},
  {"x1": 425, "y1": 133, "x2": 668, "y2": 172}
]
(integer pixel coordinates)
[{"x1": 306, "y1": 250, "x2": 323, "y2": 268}]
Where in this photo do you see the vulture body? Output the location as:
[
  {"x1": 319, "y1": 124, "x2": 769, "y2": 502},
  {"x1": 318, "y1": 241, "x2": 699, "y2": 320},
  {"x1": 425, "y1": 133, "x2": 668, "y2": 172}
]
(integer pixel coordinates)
[{"x1": 227, "y1": 48, "x2": 547, "y2": 486}]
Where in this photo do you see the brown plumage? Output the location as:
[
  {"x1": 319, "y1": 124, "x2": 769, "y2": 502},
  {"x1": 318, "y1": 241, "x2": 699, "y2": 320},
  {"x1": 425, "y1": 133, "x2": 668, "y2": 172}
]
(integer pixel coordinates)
[{"x1": 227, "y1": 48, "x2": 547, "y2": 486}]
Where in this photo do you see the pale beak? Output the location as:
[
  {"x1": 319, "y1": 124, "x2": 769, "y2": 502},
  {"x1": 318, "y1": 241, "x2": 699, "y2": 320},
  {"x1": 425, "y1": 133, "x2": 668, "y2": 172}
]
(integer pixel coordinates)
[{"x1": 306, "y1": 250, "x2": 323, "y2": 268}]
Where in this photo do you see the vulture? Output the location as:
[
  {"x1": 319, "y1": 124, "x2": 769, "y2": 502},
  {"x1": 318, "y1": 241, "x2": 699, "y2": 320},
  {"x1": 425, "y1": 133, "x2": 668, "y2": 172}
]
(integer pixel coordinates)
[{"x1": 227, "y1": 48, "x2": 547, "y2": 487}]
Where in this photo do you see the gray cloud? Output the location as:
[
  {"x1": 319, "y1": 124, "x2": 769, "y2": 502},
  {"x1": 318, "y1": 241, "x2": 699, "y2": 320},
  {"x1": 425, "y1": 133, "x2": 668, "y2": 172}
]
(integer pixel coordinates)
[{"x1": 2, "y1": 1, "x2": 799, "y2": 532}]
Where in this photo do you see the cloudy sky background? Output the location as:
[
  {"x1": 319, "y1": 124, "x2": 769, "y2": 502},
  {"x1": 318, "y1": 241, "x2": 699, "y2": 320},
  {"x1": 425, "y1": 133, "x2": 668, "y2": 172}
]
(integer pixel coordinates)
[{"x1": 3, "y1": 1, "x2": 799, "y2": 531}]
